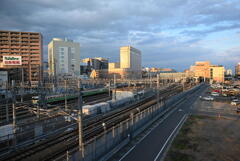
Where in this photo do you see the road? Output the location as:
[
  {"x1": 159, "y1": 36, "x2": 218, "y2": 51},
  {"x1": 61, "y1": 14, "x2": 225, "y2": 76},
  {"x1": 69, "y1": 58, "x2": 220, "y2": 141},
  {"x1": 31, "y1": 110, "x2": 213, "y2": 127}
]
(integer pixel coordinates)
[{"x1": 117, "y1": 85, "x2": 207, "y2": 161}]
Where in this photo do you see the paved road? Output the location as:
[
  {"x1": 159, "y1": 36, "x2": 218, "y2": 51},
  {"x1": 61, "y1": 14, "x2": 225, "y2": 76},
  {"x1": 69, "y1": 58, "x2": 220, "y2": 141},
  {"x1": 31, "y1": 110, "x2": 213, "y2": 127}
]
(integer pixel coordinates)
[{"x1": 118, "y1": 85, "x2": 207, "y2": 161}]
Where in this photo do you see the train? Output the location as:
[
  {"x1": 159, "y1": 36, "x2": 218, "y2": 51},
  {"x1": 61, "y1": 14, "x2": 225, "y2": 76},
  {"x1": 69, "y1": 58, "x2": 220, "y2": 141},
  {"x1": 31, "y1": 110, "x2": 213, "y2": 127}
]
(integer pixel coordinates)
[
  {"x1": 82, "y1": 90, "x2": 147, "y2": 116},
  {"x1": 32, "y1": 88, "x2": 108, "y2": 105}
]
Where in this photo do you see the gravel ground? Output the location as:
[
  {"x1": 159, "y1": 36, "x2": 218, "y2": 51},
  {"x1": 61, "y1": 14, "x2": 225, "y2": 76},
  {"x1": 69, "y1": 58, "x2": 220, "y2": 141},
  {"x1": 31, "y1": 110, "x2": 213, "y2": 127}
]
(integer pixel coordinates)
[{"x1": 164, "y1": 115, "x2": 240, "y2": 161}]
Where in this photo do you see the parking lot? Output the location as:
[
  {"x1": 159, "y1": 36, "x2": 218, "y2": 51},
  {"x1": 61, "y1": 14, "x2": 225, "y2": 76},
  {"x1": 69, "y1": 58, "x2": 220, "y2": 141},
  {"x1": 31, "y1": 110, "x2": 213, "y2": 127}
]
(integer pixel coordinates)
[{"x1": 193, "y1": 86, "x2": 240, "y2": 115}]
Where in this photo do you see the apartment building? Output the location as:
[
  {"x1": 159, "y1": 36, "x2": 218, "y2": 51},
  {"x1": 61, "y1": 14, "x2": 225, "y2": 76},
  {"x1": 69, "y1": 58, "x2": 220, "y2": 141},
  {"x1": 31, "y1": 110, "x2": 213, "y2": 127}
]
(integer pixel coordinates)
[{"x1": 0, "y1": 30, "x2": 43, "y2": 82}]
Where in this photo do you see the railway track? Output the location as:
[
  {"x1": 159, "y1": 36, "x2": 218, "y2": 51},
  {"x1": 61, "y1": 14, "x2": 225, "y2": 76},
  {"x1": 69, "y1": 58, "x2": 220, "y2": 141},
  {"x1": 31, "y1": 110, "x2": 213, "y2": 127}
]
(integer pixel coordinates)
[
  {"x1": 41, "y1": 85, "x2": 183, "y2": 161},
  {"x1": 0, "y1": 93, "x2": 110, "y2": 124},
  {"x1": 0, "y1": 84, "x2": 184, "y2": 161}
]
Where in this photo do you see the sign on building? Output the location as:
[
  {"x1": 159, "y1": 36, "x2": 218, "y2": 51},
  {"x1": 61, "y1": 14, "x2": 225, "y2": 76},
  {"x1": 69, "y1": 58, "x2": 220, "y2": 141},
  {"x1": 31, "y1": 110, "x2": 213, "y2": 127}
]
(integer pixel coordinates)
[{"x1": 3, "y1": 56, "x2": 22, "y2": 65}]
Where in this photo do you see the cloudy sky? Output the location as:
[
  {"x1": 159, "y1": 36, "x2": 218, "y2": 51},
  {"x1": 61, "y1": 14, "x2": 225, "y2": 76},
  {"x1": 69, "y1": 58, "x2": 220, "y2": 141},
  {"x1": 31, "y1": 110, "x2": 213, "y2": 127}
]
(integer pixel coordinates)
[{"x1": 1, "y1": 0, "x2": 240, "y2": 71}]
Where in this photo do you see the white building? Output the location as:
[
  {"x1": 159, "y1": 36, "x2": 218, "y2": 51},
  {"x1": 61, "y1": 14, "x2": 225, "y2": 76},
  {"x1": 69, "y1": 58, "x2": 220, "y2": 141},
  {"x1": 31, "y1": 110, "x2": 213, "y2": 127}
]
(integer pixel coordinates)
[
  {"x1": 119, "y1": 46, "x2": 142, "y2": 78},
  {"x1": 48, "y1": 38, "x2": 80, "y2": 78}
]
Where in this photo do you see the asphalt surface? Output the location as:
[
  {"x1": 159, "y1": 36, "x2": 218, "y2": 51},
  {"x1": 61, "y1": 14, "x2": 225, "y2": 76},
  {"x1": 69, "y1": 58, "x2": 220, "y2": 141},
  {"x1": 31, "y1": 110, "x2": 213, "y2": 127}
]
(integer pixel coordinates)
[{"x1": 118, "y1": 85, "x2": 207, "y2": 161}]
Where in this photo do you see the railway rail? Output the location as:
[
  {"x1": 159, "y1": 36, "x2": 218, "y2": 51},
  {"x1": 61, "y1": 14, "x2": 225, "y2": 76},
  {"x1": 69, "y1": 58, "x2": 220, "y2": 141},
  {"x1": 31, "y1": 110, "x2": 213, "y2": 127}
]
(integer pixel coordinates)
[
  {"x1": 0, "y1": 84, "x2": 184, "y2": 161},
  {"x1": 0, "y1": 93, "x2": 111, "y2": 124}
]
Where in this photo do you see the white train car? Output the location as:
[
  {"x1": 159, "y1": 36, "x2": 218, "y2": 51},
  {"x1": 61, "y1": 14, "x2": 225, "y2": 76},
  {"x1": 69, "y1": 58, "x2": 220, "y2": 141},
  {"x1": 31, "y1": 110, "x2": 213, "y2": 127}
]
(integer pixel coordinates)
[
  {"x1": 83, "y1": 105, "x2": 98, "y2": 115},
  {"x1": 109, "y1": 96, "x2": 134, "y2": 109},
  {"x1": 97, "y1": 102, "x2": 110, "y2": 113},
  {"x1": 83, "y1": 102, "x2": 110, "y2": 115}
]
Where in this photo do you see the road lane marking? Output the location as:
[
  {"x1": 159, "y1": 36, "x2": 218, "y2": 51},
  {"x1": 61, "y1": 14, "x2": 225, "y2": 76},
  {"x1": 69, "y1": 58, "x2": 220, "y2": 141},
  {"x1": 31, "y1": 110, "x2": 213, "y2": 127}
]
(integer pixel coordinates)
[
  {"x1": 153, "y1": 114, "x2": 187, "y2": 161},
  {"x1": 118, "y1": 86, "x2": 204, "y2": 161},
  {"x1": 118, "y1": 106, "x2": 180, "y2": 161}
]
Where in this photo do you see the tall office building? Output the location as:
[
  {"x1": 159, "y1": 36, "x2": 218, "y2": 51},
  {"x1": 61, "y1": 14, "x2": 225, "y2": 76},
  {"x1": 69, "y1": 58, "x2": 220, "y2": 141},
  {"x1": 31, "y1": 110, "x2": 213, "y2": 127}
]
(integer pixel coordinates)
[
  {"x1": 48, "y1": 38, "x2": 80, "y2": 79},
  {"x1": 0, "y1": 30, "x2": 43, "y2": 82},
  {"x1": 120, "y1": 46, "x2": 141, "y2": 71},
  {"x1": 118, "y1": 46, "x2": 142, "y2": 78}
]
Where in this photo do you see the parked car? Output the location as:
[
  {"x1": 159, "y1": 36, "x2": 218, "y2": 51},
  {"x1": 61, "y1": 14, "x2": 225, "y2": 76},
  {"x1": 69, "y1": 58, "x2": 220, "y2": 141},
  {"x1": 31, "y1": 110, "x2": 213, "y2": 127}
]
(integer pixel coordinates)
[
  {"x1": 211, "y1": 92, "x2": 220, "y2": 96},
  {"x1": 231, "y1": 100, "x2": 240, "y2": 106},
  {"x1": 200, "y1": 96, "x2": 214, "y2": 101},
  {"x1": 236, "y1": 107, "x2": 240, "y2": 113}
]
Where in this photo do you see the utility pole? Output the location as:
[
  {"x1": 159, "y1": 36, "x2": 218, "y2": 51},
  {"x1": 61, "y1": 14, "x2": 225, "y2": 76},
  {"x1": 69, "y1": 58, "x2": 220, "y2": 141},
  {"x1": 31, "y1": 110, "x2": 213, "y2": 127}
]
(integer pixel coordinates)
[
  {"x1": 37, "y1": 81, "x2": 44, "y2": 118},
  {"x1": 77, "y1": 80, "x2": 84, "y2": 159},
  {"x1": 64, "y1": 80, "x2": 67, "y2": 110},
  {"x1": 11, "y1": 80, "x2": 16, "y2": 147},
  {"x1": 157, "y1": 74, "x2": 160, "y2": 107},
  {"x1": 21, "y1": 67, "x2": 24, "y2": 102},
  {"x1": 182, "y1": 80, "x2": 185, "y2": 92},
  {"x1": 5, "y1": 84, "x2": 9, "y2": 123},
  {"x1": 108, "y1": 81, "x2": 111, "y2": 97},
  {"x1": 150, "y1": 72, "x2": 152, "y2": 89},
  {"x1": 113, "y1": 74, "x2": 116, "y2": 100}
]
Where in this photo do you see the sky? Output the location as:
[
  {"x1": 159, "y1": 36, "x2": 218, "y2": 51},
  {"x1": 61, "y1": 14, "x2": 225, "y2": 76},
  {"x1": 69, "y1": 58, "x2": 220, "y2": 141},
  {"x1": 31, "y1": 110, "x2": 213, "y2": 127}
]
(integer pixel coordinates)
[{"x1": 0, "y1": 0, "x2": 240, "y2": 71}]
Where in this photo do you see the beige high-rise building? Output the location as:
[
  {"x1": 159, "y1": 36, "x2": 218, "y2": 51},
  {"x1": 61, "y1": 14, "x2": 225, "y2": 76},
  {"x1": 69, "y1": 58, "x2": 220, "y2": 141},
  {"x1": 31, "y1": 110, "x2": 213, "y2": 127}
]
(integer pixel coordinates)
[
  {"x1": 48, "y1": 38, "x2": 80, "y2": 78},
  {"x1": 108, "y1": 46, "x2": 142, "y2": 79},
  {"x1": 120, "y1": 46, "x2": 141, "y2": 71},
  {"x1": 115, "y1": 46, "x2": 142, "y2": 78},
  {"x1": 210, "y1": 65, "x2": 225, "y2": 83},
  {"x1": 0, "y1": 30, "x2": 43, "y2": 82}
]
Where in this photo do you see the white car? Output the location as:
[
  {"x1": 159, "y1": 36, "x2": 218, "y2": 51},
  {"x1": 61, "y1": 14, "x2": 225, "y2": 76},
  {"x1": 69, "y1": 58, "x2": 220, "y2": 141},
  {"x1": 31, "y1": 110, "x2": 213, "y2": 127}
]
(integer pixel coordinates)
[
  {"x1": 231, "y1": 100, "x2": 240, "y2": 106},
  {"x1": 211, "y1": 92, "x2": 220, "y2": 96},
  {"x1": 200, "y1": 96, "x2": 214, "y2": 101}
]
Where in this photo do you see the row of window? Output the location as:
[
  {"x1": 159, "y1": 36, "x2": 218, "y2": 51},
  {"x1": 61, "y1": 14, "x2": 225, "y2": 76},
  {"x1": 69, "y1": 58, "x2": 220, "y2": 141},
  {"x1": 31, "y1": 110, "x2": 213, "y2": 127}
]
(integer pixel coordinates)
[
  {"x1": 0, "y1": 32, "x2": 39, "y2": 35},
  {"x1": 0, "y1": 40, "x2": 39, "y2": 43}
]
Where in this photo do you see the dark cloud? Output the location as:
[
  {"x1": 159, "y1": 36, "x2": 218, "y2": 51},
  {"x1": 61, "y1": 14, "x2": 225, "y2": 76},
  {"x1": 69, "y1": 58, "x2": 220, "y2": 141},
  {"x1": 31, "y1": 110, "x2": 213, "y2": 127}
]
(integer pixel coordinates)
[{"x1": 0, "y1": 0, "x2": 240, "y2": 71}]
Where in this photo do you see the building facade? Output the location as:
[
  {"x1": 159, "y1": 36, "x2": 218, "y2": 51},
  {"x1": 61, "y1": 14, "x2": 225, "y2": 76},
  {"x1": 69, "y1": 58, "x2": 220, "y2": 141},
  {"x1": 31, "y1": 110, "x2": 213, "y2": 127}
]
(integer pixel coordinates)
[
  {"x1": 109, "y1": 46, "x2": 142, "y2": 79},
  {"x1": 190, "y1": 61, "x2": 211, "y2": 81},
  {"x1": 0, "y1": 30, "x2": 43, "y2": 82},
  {"x1": 48, "y1": 38, "x2": 80, "y2": 79},
  {"x1": 235, "y1": 63, "x2": 240, "y2": 79},
  {"x1": 210, "y1": 65, "x2": 225, "y2": 83},
  {"x1": 81, "y1": 57, "x2": 109, "y2": 78},
  {"x1": 120, "y1": 46, "x2": 141, "y2": 72},
  {"x1": 190, "y1": 61, "x2": 225, "y2": 83}
]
